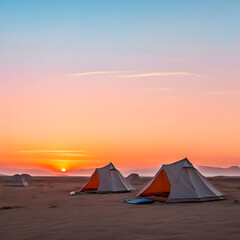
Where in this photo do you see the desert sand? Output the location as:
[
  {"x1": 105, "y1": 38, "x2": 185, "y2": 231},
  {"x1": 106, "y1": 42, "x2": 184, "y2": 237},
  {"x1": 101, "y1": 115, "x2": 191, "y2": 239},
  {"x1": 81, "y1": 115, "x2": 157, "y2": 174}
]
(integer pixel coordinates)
[{"x1": 0, "y1": 176, "x2": 239, "y2": 240}]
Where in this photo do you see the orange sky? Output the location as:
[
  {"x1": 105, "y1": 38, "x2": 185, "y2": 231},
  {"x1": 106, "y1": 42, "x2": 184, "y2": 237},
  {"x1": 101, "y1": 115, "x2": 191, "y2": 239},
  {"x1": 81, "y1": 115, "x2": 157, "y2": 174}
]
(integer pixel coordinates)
[
  {"x1": 1, "y1": 73, "x2": 240, "y2": 174},
  {"x1": 1, "y1": 1, "x2": 240, "y2": 174}
]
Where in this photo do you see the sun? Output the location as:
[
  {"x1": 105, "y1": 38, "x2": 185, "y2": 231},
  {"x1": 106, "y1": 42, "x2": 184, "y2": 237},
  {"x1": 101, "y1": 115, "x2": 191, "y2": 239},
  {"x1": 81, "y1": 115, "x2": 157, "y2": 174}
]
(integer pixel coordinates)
[{"x1": 61, "y1": 168, "x2": 66, "y2": 172}]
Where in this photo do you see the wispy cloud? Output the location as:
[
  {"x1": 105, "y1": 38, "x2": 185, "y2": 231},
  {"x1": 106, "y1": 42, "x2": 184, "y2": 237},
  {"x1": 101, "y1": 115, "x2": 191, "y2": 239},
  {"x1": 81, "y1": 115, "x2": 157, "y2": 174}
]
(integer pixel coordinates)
[
  {"x1": 65, "y1": 71, "x2": 132, "y2": 76},
  {"x1": 64, "y1": 71, "x2": 202, "y2": 78},
  {"x1": 52, "y1": 153, "x2": 95, "y2": 157},
  {"x1": 19, "y1": 150, "x2": 85, "y2": 153},
  {"x1": 40, "y1": 159, "x2": 97, "y2": 162},
  {"x1": 119, "y1": 72, "x2": 202, "y2": 78},
  {"x1": 143, "y1": 88, "x2": 175, "y2": 91}
]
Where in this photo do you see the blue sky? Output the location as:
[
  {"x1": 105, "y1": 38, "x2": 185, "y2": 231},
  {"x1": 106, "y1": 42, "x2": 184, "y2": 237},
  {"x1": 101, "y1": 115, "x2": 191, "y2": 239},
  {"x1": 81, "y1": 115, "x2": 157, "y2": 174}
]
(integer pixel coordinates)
[{"x1": 1, "y1": 0, "x2": 239, "y2": 74}]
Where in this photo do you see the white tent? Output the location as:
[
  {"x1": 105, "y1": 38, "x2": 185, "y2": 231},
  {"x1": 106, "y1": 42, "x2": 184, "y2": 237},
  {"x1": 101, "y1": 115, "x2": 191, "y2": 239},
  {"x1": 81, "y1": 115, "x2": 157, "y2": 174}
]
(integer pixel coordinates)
[
  {"x1": 126, "y1": 173, "x2": 142, "y2": 185},
  {"x1": 7, "y1": 174, "x2": 29, "y2": 187},
  {"x1": 137, "y1": 158, "x2": 224, "y2": 203},
  {"x1": 80, "y1": 163, "x2": 135, "y2": 193}
]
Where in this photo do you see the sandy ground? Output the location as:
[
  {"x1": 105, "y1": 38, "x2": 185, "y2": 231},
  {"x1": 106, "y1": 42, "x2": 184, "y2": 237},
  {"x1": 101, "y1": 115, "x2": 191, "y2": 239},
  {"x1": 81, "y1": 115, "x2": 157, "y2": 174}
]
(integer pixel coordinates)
[{"x1": 0, "y1": 176, "x2": 239, "y2": 240}]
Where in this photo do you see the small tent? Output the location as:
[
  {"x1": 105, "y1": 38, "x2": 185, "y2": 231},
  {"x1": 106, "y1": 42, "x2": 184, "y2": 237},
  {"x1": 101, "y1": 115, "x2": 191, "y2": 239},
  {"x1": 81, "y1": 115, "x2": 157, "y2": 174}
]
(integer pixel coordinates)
[
  {"x1": 21, "y1": 174, "x2": 32, "y2": 184},
  {"x1": 126, "y1": 173, "x2": 142, "y2": 185},
  {"x1": 7, "y1": 174, "x2": 29, "y2": 187},
  {"x1": 80, "y1": 163, "x2": 135, "y2": 193},
  {"x1": 137, "y1": 158, "x2": 224, "y2": 203}
]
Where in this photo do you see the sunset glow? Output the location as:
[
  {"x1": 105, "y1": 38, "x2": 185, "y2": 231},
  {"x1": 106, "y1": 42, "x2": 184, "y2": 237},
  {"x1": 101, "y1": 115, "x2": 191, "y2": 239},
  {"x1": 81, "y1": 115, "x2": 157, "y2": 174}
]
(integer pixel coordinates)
[{"x1": 0, "y1": 1, "x2": 239, "y2": 175}]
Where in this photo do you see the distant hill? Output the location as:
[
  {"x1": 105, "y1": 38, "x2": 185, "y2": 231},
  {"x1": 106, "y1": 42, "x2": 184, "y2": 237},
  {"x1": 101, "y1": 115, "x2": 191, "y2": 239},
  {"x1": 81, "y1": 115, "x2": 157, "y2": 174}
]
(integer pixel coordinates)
[
  {"x1": 70, "y1": 168, "x2": 95, "y2": 176},
  {"x1": 122, "y1": 166, "x2": 240, "y2": 177},
  {"x1": 120, "y1": 165, "x2": 240, "y2": 177},
  {"x1": 71, "y1": 166, "x2": 160, "y2": 177},
  {"x1": 196, "y1": 165, "x2": 240, "y2": 177},
  {"x1": 126, "y1": 165, "x2": 240, "y2": 177},
  {"x1": 1, "y1": 164, "x2": 239, "y2": 177},
  {"x1": 0, "y1": 168, "x2": 53, "y2": 176},
  {"x1": 71, "y1": 165, "x2": 240, "y2": 177},
  {"x1": 121, "y1": 167, "x2": 160, "y2": 177}
]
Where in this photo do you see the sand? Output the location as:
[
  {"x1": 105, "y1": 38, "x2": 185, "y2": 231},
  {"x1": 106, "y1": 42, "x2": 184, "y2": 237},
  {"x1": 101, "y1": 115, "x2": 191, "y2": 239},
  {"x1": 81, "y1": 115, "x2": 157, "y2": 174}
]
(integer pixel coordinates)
[{"x1": 0, "y1": 176, "x2": 239, "y2": 240}]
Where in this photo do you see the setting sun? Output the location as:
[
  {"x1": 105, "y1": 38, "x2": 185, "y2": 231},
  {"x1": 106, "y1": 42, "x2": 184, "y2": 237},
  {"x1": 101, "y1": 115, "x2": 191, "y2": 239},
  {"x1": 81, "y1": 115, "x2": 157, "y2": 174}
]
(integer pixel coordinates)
[{"x1": 61, "y1": 168, "x2": 66, "y2": 172}]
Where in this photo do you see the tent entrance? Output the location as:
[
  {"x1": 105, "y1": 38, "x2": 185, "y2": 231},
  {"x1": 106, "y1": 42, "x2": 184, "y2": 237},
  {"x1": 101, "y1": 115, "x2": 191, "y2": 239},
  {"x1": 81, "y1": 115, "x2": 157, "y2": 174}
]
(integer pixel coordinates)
[
  {"x1": 81, "y1": 171, "x2": 100, "y2": 192},
  {"x1": 141, "y1": 170, "x2": 171, "y2": 197}
]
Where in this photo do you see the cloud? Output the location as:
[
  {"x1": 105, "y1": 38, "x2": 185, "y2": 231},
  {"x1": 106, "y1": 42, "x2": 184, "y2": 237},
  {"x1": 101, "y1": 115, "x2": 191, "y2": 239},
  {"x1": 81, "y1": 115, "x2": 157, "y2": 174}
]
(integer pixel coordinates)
[
  {"x1": 64, "y1": 71, "x2": 202, "y2": 78},
  {"x1": 52, "y1": 153, "x2": 95, "y2": 157},
  {"x1": 47, "y1": 159, "x2": 97, "y2": 162},
  {"x1": 143, "y1": 88, "x2": 175, "y2": 91},
  {"x1": 19, "y1": 150, "x2": 95, "y2": 158},
  {"x1": 19, "y1": 150, "x2": 85, "y2": 153},
  {"x1": 119, "y1": 72, "x2": 202, "y2": 78},
  {"x1": 65, "y1": 71, "x2": 132, "y2": 76}
]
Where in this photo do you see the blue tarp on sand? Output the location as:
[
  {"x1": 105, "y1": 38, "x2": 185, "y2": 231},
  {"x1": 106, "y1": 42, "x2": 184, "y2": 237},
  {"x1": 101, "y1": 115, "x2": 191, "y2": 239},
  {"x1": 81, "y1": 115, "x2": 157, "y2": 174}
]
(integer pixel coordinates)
[{"x1": 123, "y1": 198, "x2": 153, "y2": 204}]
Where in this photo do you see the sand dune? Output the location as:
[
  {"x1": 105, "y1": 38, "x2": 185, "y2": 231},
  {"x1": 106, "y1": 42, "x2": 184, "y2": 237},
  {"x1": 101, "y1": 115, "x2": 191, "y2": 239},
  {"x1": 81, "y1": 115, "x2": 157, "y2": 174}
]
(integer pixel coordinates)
[{"x1": 0, "y1": 176, "x2": 239, "y2": 240}]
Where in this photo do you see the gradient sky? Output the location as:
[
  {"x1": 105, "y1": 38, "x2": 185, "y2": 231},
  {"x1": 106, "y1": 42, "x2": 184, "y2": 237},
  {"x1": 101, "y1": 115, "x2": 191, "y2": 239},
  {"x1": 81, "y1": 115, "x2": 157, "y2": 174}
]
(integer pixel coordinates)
[{"x1": 0, "y1": 0, "x2": 240, "y2": 174}]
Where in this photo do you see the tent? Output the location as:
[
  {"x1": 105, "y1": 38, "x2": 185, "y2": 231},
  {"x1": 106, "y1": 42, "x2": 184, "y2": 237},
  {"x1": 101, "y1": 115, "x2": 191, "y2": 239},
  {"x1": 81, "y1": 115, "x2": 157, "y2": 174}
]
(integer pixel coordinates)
[
  {"x1": 21, "y1": 174, "x2": 32, "y2": 184},
  {"x1": 80, "y1": 163, "x2": 135, "y2": 193},
  {"x1": 137, "y1": 158, "x2": 224, "y2": 203},
  {"x1": 126, "y1": 173, "x2": 142, "y2": 185},
  {"x1": 7, "y1": 174, "x2": 29, "y2": 187}
]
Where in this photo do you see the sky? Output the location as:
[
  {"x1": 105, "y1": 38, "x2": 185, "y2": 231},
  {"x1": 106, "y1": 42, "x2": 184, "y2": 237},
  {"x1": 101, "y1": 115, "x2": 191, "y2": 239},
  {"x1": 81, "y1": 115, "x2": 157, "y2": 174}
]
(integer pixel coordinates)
[{"x1": 0, "y1": 0, "x2": 240, "y2": 174}]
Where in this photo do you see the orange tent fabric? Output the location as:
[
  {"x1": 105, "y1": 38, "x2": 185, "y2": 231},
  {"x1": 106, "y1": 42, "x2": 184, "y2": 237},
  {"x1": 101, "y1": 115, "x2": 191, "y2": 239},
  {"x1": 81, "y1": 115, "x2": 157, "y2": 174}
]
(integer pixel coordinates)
[
  {"x1": 140, "y1": 170, "x2": 170, "y2": 196},
  {"x1": 81, "y1": 170, "x2": 100, "y2": 191}
]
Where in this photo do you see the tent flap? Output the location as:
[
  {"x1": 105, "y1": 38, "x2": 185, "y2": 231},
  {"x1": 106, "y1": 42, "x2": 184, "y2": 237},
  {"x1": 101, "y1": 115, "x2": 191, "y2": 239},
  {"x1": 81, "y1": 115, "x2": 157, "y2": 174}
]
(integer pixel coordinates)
[{"x1": 141, "y1": 170, "x2": 170, "y2": 196}]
